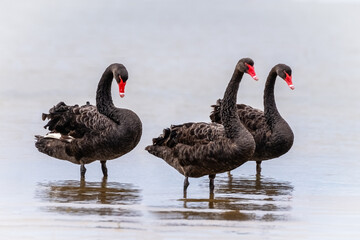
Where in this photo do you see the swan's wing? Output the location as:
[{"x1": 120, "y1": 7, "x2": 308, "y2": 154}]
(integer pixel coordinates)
[
  {"x1": 146, "y1": 122, "x2": 248, "y2": 175},
  {"x1": 210, "y1": 99, "x2": 266, "y2": 135},
  {"x1": 42, "y1": 101, "x2": 114, "y2": 139},
  {"x1": 146, "y1": 122, "x2": 229, "y2": 168},
  {"x1": 236, "y1": 104, "x2": 266, "y2": 134},
  {"x1": 151, "y1": 122, "x2": 226, "y2": 148},
  {"x1": 171, "y1": 122, "x2": 227, "y2": 145}
]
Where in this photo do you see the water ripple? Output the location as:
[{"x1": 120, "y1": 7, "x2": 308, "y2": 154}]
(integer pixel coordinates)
[
  {"x1": 151, "y1": 174, "x2": 293, "y2": 222},
  {"x1": 36, "y1": 178, "x2": 142, "y2": 218}
]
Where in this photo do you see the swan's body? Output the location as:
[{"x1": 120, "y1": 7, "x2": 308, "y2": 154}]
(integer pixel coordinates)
[
  {"x1": 146, "y1": 58, "x2": 258, "y2": 195},
  {"x1": 35, "y1": 63, "x2": 142, "y2": 177},
  {"x1": 210, "y1": 64, "x2": 294, "y2": 173}
]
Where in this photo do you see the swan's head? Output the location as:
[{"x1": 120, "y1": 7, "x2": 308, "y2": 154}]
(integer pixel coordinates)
[
  {"x1": 275, "y1": 64, "x2": 294, "y2": 90},
  {"x1": 237, "y1": 58, "x2": 258, "y2": 80},
  {"x1": 110, "y1": 63, "x2": 129, "y2": 98}
]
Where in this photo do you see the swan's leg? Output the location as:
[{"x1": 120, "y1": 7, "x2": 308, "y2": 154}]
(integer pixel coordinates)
[
  {"x1": 80, "y1": 177, "x2": 86, "y2": 188},
  {"x1": 101, "y1": 160, "x2": 108, "y2": 177},
  {"x1": 80, "y1": 163, "x2": 86, "y2": 178},
  {"x1": 209, "y1": 191, "x2": 214, "y2": 209},
  {"x1": 209, "y1": 174, "x2": 216, "y2": 194},
  {"x1": 183, "y1": 177, "x2": 189, "y2": 198},
  {"x1": 256, "y1": 161, "x2": 262, "y2": 174}
]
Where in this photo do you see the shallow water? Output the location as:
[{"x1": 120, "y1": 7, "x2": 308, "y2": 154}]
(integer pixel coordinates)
[{"x1": 1, "y1": 0, "x2": 360, "y2": 239}]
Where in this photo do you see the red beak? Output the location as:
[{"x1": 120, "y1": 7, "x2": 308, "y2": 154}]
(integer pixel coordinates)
[
  {"x1": 245, "y1": 63, "x2": 258, "y2": 80},
  {"x1": 284, "y1": 72, "x2": 294, "y2": 90},
  {"x1": 119, "y1": 77, "x2": 126, "y2": 98}
]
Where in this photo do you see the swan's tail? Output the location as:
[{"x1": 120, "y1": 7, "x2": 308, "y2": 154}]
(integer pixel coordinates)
[
  {"x1": 41, "y1": 102, "x2": 75, "y2": 133},
  {"x1": 145, "y1": 125, "x2": 181, "y2": 159},
  {"x1": 41, "y1": 101, "x2": 92, "y2": 138},
  {"x1": 209, "y1": 99, "x2": 222, "y2": 123},
  {"x1": 42, "y1": 102, "x2": 78, "y2": 135},
  {"x1": 36, "y1": 101, "x2": 85, "y2": 163},
  {"x1": 149, "y1": 126, "x2": 178, "y2": 147},
  {"x1": 34, "y1": 135, "x2": 78, "y2": 164}
]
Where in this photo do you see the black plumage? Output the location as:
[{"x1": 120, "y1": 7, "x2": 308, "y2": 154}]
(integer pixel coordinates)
[
  {"x1": 35, "y1": 63, "x2": 142, "y2": 178},
  {"x1": 146, "y1": 58, "x2": 258, "y2": 195},
  {"x1": 210, "y1": 64, "x2": 294, "y2": 173}
]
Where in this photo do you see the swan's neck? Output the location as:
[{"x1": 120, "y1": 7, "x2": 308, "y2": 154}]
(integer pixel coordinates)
[
  {"x1": 221, "y1": 69, "x2": 246, "y2": 138},
  {"x1": 264, "y1": 67, "x2": 282, "y2": 125},
  {"x1": 96, "y1": 68, "x2": 116, "y2": 116}
]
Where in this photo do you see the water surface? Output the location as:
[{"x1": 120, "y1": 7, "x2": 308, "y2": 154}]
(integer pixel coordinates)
[{"x1": 1, "y1": 0, "x2": 360, "y2": 239}]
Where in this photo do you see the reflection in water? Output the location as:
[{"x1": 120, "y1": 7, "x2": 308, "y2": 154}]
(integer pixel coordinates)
[
  {"x1": 152, "y1": 174, "x2": 293, "y2": 222},
  {"x1": 36, "y1": 178, "x2": 142, "y2": 217}
]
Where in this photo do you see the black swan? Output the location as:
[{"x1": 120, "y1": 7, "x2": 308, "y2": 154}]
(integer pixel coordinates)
[
  {"x1": 210, "y1": 64, "x2": 294, "y2": 173},
  {"x1": 145, "y1": 58, "x2": 258, "y2": 195},
  {"x1": 35, "y1": 63, "x2": 142, "y2": 178}
]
